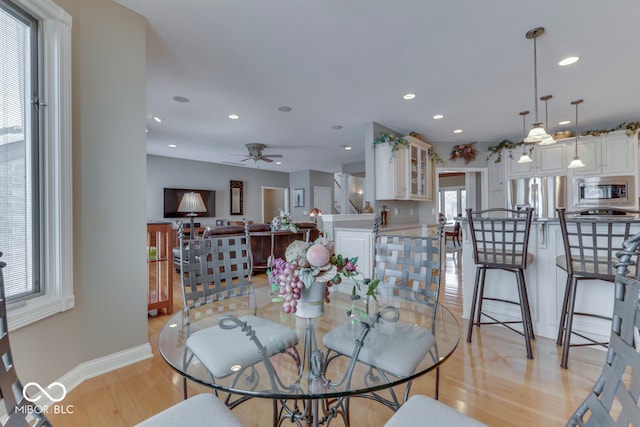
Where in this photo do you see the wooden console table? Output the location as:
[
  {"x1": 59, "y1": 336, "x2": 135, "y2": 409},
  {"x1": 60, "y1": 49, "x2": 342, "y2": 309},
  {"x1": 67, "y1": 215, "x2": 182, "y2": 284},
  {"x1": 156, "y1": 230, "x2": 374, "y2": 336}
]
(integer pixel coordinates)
[
  {"x1": 147, "y1": 222, "x2": 173, "y2": 315},
  {"x1": 250, "y1": 229, "x2": 311, "y2": 271}
]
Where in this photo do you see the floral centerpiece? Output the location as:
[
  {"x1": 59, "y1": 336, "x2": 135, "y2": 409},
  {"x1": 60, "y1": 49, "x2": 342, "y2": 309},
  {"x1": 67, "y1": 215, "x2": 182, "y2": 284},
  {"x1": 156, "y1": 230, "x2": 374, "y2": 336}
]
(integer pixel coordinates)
[
  {"x1": 271, "y1": 211, "x2": 298, "y2": 232},
  {"x1": 269, "y1": 237, "x2": 370, "y2": 314}
]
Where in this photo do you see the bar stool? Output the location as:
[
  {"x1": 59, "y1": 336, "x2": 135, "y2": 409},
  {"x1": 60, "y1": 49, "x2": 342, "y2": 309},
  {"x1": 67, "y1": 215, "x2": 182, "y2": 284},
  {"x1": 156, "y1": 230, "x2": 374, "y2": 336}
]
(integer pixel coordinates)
[
  {"x1": 466, "y1": 208, "x2": 535, "y2": 359},
  {"x1": 556, "y1": 207, "x2": 640, "y2": 369}
]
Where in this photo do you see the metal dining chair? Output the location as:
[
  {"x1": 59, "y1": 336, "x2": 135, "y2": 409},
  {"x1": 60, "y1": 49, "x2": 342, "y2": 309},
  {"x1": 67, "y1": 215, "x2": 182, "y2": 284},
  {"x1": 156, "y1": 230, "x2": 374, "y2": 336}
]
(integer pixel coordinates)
[
  {"x1": 0, "y1": 253, "x2": 52, "y2": 427},
  {"x1": 556, "y1": 207, "x2": 640, "y2": 368},
  {"x1": 135, "y1": 393, "x2": 246, "y2": 427},
  {"x1": 566, "y1": 231, "x2": 640, "y2": 426},
  {"x1": 384, "y1": 394, "x2": 488, "y2": 427},
  {"x1": 466, "y1": 207, "x2": 535, "y2": 359},
  {"x1": 323, "y1": 221, "x2": 446, "y2": 411},
  {"x1": 178, "y1": 227, "x2": 299, "y2": 406}
]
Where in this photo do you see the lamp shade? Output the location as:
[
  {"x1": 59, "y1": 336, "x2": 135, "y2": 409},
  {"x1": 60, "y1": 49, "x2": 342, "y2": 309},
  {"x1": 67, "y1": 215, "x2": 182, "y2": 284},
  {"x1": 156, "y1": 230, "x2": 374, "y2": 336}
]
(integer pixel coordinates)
[
  {"x1": 178, "y1": 192, "x2": 207, "y2": 215},
  {"x1": 537, "y1": 134, "x2": 556, "y2": 146},
  {"x1": 517, "y1": 153, "x2": 533, "y2": 164},
  {"x1": 567, "y1": 157, "x2": 586, "y2": 169},
  {"x1": 524, "y1": 124, "x2": 552, "y2": 143}
]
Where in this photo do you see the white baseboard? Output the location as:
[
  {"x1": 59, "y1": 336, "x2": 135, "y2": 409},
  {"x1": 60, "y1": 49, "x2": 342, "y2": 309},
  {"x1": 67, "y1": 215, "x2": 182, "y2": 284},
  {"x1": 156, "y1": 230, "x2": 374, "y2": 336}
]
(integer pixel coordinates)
[{"x1": 30, "y1": 343, "x2": 153, "y2": 408}]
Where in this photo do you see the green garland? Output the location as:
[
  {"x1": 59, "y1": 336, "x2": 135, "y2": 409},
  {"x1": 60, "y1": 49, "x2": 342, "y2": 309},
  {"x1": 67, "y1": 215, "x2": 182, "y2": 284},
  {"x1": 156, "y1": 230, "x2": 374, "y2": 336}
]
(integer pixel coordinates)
[
  {"x1": 373, "y1": 132, "x2": 410, "y2": 159},
  {"x1": 579, "y1": 120, "x2": 640, "y2": 138}
]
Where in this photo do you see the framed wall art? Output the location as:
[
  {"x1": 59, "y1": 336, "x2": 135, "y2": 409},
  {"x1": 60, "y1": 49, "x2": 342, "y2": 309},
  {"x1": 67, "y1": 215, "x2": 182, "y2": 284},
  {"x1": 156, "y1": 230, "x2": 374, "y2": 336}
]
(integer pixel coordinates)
[
  {"x1": 293, "y1": 188, "x2": 304, "y2": 207},
  {"x1": 230, "y1": 180, "x2": 243, "y2": 215}
]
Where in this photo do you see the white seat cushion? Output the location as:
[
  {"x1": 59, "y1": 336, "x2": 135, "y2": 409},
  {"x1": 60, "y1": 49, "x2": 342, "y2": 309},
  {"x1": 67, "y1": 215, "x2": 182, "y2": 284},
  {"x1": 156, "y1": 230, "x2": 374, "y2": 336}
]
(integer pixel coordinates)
[
  {"x1": 135, "y1": 393, "x2": 245, "y2": 427},
  {"x1": 187, "y1": 315, "x2": 298, "y2": 378},
  {"x1": 323, "y1": 320, "x2": 435, "y2": 378},
  {"x1": 384, "y1": 395, "x2": 488, "y2": 427}
]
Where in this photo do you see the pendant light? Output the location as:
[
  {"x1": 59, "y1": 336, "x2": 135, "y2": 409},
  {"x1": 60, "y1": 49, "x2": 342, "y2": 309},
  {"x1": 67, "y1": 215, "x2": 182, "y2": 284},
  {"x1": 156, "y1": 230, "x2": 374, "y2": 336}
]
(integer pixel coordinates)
[
  {"x1": 538, "y1": 94, "x2": 556, "y2": 145},
  {"x1": 567, "y1": 99, "x2": 586, "y2": 169},
  {"x1": 517, "y1": 110, "x2": 533, "y2": 163},
  {"x1": 524, "y1": 27, "x2": 552, "y2": 144}
]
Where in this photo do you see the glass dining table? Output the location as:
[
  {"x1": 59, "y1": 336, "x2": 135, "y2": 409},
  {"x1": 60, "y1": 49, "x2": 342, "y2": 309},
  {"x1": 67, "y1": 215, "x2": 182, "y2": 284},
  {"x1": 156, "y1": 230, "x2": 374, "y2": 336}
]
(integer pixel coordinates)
[{"x1": 158, "y1": 284, "x2": 460, "y2": 427}]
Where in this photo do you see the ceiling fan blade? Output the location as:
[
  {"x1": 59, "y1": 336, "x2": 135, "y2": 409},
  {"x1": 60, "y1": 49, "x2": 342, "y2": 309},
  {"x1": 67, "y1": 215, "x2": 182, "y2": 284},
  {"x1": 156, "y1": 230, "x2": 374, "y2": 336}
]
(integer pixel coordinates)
[
  {"x1": 262, "y1": 154, "x2": 283, "y2": 158},
  {"x1": 240, "y1": 157, "x2": 251, "y2": 162},
  {"x1": 259, "y1": 156, "x2": 274, "y2": 163}
]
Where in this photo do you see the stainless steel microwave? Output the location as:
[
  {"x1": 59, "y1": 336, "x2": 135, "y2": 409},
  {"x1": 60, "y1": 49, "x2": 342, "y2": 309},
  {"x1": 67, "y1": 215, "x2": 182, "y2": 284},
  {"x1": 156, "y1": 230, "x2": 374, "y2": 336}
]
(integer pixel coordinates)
[{"x1": 573, "y1": 176, "x2": 635, "y2": 207}]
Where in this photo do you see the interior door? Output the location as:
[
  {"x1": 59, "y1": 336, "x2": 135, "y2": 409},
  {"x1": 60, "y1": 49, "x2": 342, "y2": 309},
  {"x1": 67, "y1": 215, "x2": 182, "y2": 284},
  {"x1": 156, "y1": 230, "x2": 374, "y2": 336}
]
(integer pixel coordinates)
[{"x1": 313, "y1": 186, "x2": 332, "y2": 215}]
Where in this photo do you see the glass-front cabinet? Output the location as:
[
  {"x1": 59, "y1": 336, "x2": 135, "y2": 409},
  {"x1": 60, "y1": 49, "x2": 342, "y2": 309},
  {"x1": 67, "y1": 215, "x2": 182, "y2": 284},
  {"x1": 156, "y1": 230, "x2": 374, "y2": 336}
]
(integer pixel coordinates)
[
  {"x1": 409, "y1": 139, "x2": 432, "y2": 200},
  {"x1": 375, "y1": 135, "x2": 433, "y2": 201}
]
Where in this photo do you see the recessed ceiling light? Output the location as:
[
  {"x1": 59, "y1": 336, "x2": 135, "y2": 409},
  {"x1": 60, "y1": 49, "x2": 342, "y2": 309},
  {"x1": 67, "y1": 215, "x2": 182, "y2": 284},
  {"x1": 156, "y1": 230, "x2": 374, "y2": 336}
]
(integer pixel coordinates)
[
  {"x1": 433, "y1": 114, "x2": 444, "y2": 120},
  {"x1": 278, "y1": 106, "x2": 292, "y2": 112},
  {"x1": 453, "y1": 129, "x2": 463, "y2": 134},
  {"x1": 168, "y1": 144, "x2": 176, "y2": 148},
  {"x1": 558, "y1": 56, "x2": 580, "y2": 66},
  {"x1": 344, "y1": 146, "x2": 352, "y2": 151},
  {"x1": 403, "y1": 93, "x2": 416, "y2": 100},
  {"x1": 228, "y1": 114, "x2": 240, "y2": 120},
  {"x1": 558, "y1": 120, "x2": 571, "y2": 125},
  {"x1": 152, "y1": 115, "x2": 162, "y2": 123},
  {"x1": 275, "y1": 161, "x2": 282, "y2": 165},
  {"x1": 331, "y1": 125, "x2": 343, "y2": 130},
  {"x1": 173, "y1": 96, "x2": 189, "y2": 103}
]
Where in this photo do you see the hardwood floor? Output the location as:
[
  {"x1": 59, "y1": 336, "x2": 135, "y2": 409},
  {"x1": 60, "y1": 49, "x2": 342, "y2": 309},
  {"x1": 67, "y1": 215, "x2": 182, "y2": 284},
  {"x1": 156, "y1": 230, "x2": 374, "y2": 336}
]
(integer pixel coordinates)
[{"x1": 47, "y1": 253, "x2": 603, "y2": 426}]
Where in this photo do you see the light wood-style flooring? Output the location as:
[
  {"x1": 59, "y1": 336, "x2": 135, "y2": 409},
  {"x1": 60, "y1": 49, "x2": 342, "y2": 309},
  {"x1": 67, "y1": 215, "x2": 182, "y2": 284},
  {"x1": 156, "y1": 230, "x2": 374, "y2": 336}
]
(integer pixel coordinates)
[{"x1": 47, "y1": 253, "x2": 603, "y2": 426}]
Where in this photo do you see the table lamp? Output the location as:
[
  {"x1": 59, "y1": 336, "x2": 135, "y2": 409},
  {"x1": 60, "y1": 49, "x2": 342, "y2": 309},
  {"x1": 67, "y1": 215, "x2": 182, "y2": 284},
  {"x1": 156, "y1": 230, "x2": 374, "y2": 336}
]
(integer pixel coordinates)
[
  {"x1": 309, "y1": 207, "x2": 322, "y2": 225},
  {"x1": 178, "y1": 192, "x2": 207, "y2": 238}
]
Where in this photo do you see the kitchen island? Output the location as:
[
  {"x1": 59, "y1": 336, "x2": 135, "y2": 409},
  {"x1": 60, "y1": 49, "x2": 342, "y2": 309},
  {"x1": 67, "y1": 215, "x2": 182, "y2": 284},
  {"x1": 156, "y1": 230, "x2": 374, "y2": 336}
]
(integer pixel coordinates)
[
  {"x1": 328, "y1": 216, "x2": 441, "y2": 290},
  {"x1": 460, "y1": 217, "x2": 640, "y2": 343}
]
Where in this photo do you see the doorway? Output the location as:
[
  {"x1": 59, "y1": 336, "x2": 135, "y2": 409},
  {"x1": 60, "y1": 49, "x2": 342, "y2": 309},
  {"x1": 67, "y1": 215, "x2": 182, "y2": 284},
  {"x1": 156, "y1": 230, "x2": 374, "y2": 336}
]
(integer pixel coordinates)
[
  {"x1": 262, "y1": 187, "x2": 289, "y2": 223},
  {"x1": 435, "y1": 167, "x2": 488, "y2": 216}
]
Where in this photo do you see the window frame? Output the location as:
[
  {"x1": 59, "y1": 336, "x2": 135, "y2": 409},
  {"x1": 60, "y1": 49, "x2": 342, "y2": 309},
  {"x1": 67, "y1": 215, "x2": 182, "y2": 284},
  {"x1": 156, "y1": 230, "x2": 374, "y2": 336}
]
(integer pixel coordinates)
[{"x1": 4, "y1": 0, "x2": 73, "y2": 330}]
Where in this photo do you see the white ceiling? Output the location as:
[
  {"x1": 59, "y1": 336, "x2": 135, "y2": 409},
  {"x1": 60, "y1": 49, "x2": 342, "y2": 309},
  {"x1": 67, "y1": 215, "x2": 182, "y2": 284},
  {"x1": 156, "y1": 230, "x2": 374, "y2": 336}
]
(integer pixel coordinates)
[{"x1": 114, "y1": 0, "x2": 640, "y2": 173}]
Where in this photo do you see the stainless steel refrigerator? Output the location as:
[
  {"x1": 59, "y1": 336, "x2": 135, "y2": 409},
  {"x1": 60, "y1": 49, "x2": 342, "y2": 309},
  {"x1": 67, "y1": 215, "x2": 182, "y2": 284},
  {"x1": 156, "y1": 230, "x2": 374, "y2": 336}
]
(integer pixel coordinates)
[{"x1": 507, "y1": 176, "x2": 567, "y2": 218}]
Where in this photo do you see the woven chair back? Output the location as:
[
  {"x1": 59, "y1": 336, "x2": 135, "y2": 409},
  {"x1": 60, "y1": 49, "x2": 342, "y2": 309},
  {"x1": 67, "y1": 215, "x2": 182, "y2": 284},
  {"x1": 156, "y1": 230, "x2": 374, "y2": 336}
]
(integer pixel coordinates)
[
  {"x1": 179, "y1": 234, "x2": 254, "y2": 320},
  {"x1": 558, "y1": 207, "x2": 640, "y2": 281},
  {"x1": 373, "y1": 222, "x2": 445, "y2": 306},
  {"x1": 567, "y1": 232, "x2": 640, "y2": 426},
  {"x1": 466, "y1": 208, "x2": 533, "y2": 269}
]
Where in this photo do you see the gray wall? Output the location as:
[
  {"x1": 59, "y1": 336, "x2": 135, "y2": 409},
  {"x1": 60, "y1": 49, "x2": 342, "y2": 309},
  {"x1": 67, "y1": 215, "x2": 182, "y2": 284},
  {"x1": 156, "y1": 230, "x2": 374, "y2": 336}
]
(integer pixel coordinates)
[
  {"x1": 147, "y1": 155, "x2": 290, "y2": 226},
  {"x1": 288, "y1": 169, "x2": 335, "y2": 220},
  {"x1": 11, "y1": 0, "x2": 148, "y2": 385}
]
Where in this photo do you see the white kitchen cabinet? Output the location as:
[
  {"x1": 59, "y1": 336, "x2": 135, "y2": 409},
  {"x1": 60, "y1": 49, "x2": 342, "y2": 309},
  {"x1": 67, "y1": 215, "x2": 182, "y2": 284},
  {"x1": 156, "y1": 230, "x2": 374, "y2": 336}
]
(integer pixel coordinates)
[
  {"x1": 536, "y1": 143, "x2": 567, "y2": 175},
  {"x1": 571, "y1": 131, "x2": 638, "y2": 177},
  {"x1": 505, "y1": 143, "x2": 567, "y2": 178},
  {"x1": 505, "y1": 149, "x2": 535, "y2": 178},
  {"x1": 375, "y1": 135, "x2": 432, "y2": 201},
  {"x1": 374, "y1": 141, "x2": 406, "y2": 200},
  {"x1": 334, "y1": 229, "x2": 374, "y2": 284}
]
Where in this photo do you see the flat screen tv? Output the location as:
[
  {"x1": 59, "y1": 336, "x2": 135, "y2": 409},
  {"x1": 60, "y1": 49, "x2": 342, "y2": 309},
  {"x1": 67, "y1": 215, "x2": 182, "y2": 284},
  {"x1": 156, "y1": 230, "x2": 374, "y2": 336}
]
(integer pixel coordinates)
[{"x1": 163, "y1": 188, "x2": 216, "y2": 218}]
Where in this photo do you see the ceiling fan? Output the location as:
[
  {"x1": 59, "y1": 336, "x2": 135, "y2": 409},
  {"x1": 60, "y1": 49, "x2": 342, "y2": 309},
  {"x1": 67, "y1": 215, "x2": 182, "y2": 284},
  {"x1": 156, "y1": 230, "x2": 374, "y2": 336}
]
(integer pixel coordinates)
[{"x1": 242, "y1": 143, "x2": 283, "y2": 163}]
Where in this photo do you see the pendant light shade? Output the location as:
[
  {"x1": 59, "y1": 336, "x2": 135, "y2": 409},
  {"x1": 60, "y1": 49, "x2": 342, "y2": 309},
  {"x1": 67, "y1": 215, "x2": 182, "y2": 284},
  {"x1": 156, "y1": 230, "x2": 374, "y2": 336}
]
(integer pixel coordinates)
[
  {"x1": 537, "y1": 95, "x2": 556, "y2": 145},
  {"x1": 567, "y1": 99, "x2": 586, "y2": 169},
  {"x1": 517, "y1": 111, "x2": 533, "y2": 164},
  {"x1": 524, "y1": 27, "x2": 552, "y2": 144}
]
